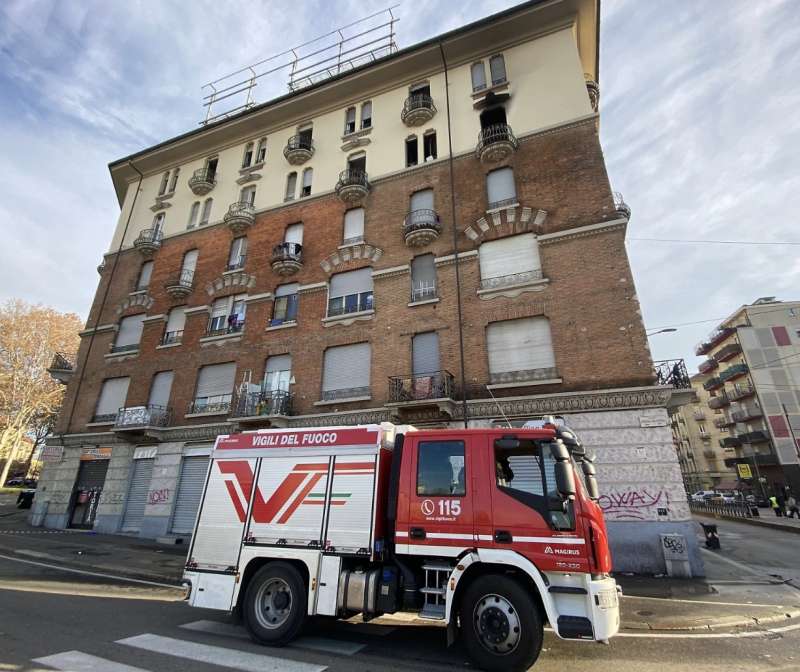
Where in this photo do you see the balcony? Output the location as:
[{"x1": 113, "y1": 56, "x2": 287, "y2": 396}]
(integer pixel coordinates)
[
  {"x1": 613, "y1": 191, "x2": 631, "y2": 220},
  {"x1": 693, "y1": 411, "x2": 706, "y2": 421},
  {"x1": 160, "y1": 330, "x2": 183, "y2": 346},
  {"x1": 718, "y1": 363, "x2": 748, "y2": 383},
  {"x1": 475, "y1": 123, "x2": 519, "y2": 164},
  {"x1": 283, "y1": 135, "x2": 315, "y2": 165},
  {"x1": 698, "y1": 358, "x2": 718, "y2": 374},
  {"x1": 654, "y1": 359, "x2": 692, "y2": 389},
  {"x1": 48, "y1": 351, "x2": 76, "y2": 385},
  {"x1": 702, "y1": 449, "x2": 716, "y2": 459},
  {"x1": 223, "y1": 201, "x2": 255, "y2": 234},
  {"x1": 187, "y1": 394, "x2": 232, "y2": 416},
  {"x1": 713, "y1": 342, "x2": 742, "y2": 362},
  {"x1": 731, "y1": 408, "x2": 762, "y2": 422},
  {"x1": 738, "y1": 430, "x2": 770, "y2": 444},
  {"x1": 403, "y1": 209, "x2": 442, "y2": 247},
  {"x1": 113, "y1": 405, "x2": 171, "y2": 438},
  {"x1": 271, "y1": 242, "x2": 303, "y2": 276},
  {"x1": 708, "y1": 391, "x2": 730, "y2": 409},
  {"x1": 729, "y1": 383, "x2": 756, "y2": 401},
  {"x1": 188, "y1": 168, "x2": 217, "y2": 195},
  {"x1": 695, "y1": 326, "x2": 735, "y2": 356},
  {"x1": 335, "y1": 169, "x2": 370, "y2": 204},
  {"x1": 133, "y1": 228, "x2": 162, "y2": 258},
  {"x1": 401, "y1": 93, "x2": 437, "y2": 126},
  {"x1": 719, "y1": 436, "x2": 742, "y2": 449},
  {"x1": 479, "y1": 269, "x2": 544, "y2": 292},
  {"x1": 230, "y1": 389, "x2": 293, "y2": 427},
  {"x1": 714, "y1": 416, "x2": 735, "y2": 429},
  {"x1": 387, "y1": 371, "x2": 456, "y2": 419},
  {"x1": 703, "y1": 376, "x2": 723, "y2": 391},
  {"x1": 164, "y1": 269, "x2": 194, "y2": 299}
]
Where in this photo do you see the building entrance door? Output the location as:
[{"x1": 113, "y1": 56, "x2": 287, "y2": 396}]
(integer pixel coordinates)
[{"x1": 68, "y1": 456, "x2": 110, "y2": 529}]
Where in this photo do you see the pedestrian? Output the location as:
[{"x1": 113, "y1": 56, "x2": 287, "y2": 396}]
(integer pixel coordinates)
[
  {"x1": 769, "y1": 495, "x2": 783, "y2": 517},
  {"x1": 787, "y1": 494, "x2": 799, "y2": 519}
]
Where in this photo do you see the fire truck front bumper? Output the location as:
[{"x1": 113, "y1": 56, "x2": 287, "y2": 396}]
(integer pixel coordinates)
[{"x1": 587, "y1": 575, "x2": 620, "y2": 642}]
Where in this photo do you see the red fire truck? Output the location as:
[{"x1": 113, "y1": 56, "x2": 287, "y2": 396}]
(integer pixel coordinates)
[{"x1": 183, "y1": 421, "x2": 619, "y2": 671}]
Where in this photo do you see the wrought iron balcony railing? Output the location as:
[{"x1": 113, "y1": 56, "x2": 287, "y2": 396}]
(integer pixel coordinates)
[
  {"x1": 231, "y1": 389, "x2": 293, "y2": 419},
  {"x1": 480, "y1": 269, "x2": 544, "y2": 291},
  {"x1": 488, "y1": 367, "x2": 559, "y2": 386},
  {"x1": 728, "y1": 383, "x2": 756, "y2": 401},
  {"x1": 335, "y1": 169, "x2": 370, "y2": 201},
  {"x1": 714, "y1": 342, "x2": 742, "y2": 362},
  {"x1": 114, "y1": 405, "x2": 171, "y2": 430},
  {"x1": 133, "y1": 228, "x2": 163, "y2": 256},
  {"x1": 205, "y1": 322, "x2": 245, "y2": 338},
  {"x1": 389, "y1": 371, "x2": 455, "y2": 403},
  {"x1": 718, "y1": 362, "x2": 748, "y2": 383},
  {"x1": 188, "y1": 168, "x2": 217, "y2": 195},
  {"x1": 403, "y1": 209, "x2": 441, "y2": 235},
  {"x1": 401, "y1": 93, "x2": 437, "y2": 125},
  {"x1": 719, "y1": 436, "x2": 742, "y2": 448},
  {"x1": 475, "y1": 123, "x2": 518, "y2": 161},
  {"x1": 613, "y1": 191, "x2": 631, "y2": 220},
  {"x1": 283, "y1": 135, "x2": 315, "y2": 164},
  {"x1": 223, "y1": 201, "x2": 256, "y2": 232},
  {"x1": 731, "y1": 408, "x2": 762, "y2": 423},
  {"x1": 49, "y1": 352, "x2": 76, "y2": 372},
  {"x1": 695, "y1": 326, "x2": 735, "y2": 356},
  {"x1": 653, "y1": 359, "x2": 691, "y2": 389},
  {"x1": 164, "y1": 268, "x2": 194, "y2": 291},
  {"x1": 698, "y1": 358, "x2": 718, "y2": 374},
  {"x1": 91, "y1": 413, "x2": 118, "y2": 424},
  {"x1": 188, "y1": 394, "x2": 232, "y2": 415},
  {"x1": 411, "y1": 283, "x2": 437, "y2": 303},
  {"x1": 110, "y1": 343, "x2": 139, "y2": 354},
  {"x1": 703, "y1": 376, "x2": 723, "y2": 391}
]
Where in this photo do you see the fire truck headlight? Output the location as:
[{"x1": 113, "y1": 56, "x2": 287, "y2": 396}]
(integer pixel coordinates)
[{"x1": 595, "y1": 588, "x2": 618, "y2": 610}]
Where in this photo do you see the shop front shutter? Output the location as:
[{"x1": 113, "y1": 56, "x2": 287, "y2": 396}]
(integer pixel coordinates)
[
  {"x1": 195, "y1": 362, "x2": 236, "y2": 399},
  {"x1": 285, "y1": 223, "x2": 303, "y2": 244},
  {"x1": 115, "y1": 314, "x2": 145, "y2": 349},
  {"x1": 412, "y1": 332, "x2": 440, "y2": 376},
  {"x1": 322, "y1": 343, "x2": 371, "y2": 393},
  {"x1": 121, "y1": 458, "x2": 154, "y2": 532},
  {"x1": 486, "y1": 167, "x2": 516, "y2": 205},
  {"x1": 182, "y1": 249, "x2": 199, "y2": 274},
  {"x1": 330, "y1": 268, "x2": 373, "y2": 298},
  {"x1": 479, "y1": 233, "x2": 540, "y2": 280},
  {"x1": 487, "y1": 317, "x2": 555, "y2": 375},
  {"x1": 75, "y1": 459, "x2": 110, "y2": 490},
  {"x1": 96, "y1": 377, "x2": 130, "y2": 416},
  {"x1": 170, "y1": 456, "x2": 209, "y2": 534},
  {"x1": 165, "y1": 307, "x2": 186, "y2": 333},
  {"x1": 148, "y1": 371, "x2": 174, "y2": 407},
  {"x1": 410, "y1": 189, "x2": 434, "y2": 211},
  {"x1": 343, "y1": 209, "x2": 365, "y2": 240}
]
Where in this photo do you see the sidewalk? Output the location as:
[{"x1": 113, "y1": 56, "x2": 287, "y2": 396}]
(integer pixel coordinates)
[
  {"x1": 2, "y1": 494, "x2": 799, "y2": 632},
  {"x1": 694, "y1": 508, "x2": 800, "y2": 535}
]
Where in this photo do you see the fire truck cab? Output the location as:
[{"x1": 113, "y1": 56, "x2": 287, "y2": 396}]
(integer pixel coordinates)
[{"x1": 183, "y1": 421, "x2": 619, "y2": 671}]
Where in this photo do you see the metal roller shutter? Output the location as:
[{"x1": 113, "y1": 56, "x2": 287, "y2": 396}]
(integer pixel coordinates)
[
  {"x1": 330, "y1": 268, "x2": 372, "y2": 298},
  {"x1": 75, "y1": 460, "x2": 109, "y2": 490},
  {"x1": 196, "y1": 362, "x2": 236, "y2": 398},
  {"x1": 165, "y1": 307, "x2": 186, "y2": 333},
  {"x1": 275, "y1": 283, "x2": 299, "y2": 297},
  {"x1": 148, "y1": 371, "x2": 173, "y2": 407},
  {"x1": 322, "y1": 343, "x2": 370, "y2": 393},
  {"x1": 486, "y1": 167, "x2": 516, "y2": 204},
  {"x1": 343, "y1": 208, "x2": 365, "y2": 240},
  {"x1": 95, "y1": 378, "x2": 130, "y2": 417},
  {"x1": 412, "y1": 332, "x2": 440, "y2": 376},
  {"x1": 285, "y1": 223, "x2": 303, "y2": 244},
  {"x1": 479, "y1": 233, "x2": 540, "y2": 280},
  {"x1": 115, "y1": 314, "x2": 145, "y2": 349},
  {"x1": 487, "y1": 317, "x2": 555, "y2": 375},
  {"x1": 182, "y1": 249, "x2": 198, "y2": 273},
  {"x1": 121, "y1": 458, "x2": 154, "y2": 532},
  {"x1": 170, "y1": 456, "x2": 209, "y2": 534},
  {"x1": 410, "y1": 189, "x2": 434, "y2": 211}
]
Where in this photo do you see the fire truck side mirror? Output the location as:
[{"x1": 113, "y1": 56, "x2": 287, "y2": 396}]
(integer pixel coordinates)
[
  {"x1": 583, "y1": 474, "x2": 600, "y2": 500},
  {"x1": 554, "y1": 460, "x2": 576, "y2": 501},
  {"x1": 549, "y1": 440, "x2": 570, "y2": 462},
  {"x1": 581, "y1": 461, "x2": 596, "y2": 477}
]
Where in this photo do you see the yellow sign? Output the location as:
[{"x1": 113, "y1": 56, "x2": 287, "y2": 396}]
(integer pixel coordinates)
[{"x1": 737, "y1": 463, "x2": 752, "y2": 479}]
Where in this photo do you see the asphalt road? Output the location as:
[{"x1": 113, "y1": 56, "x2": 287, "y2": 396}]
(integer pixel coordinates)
[{"x1": 2, "y1": 554, "x2": 800, "y2": 672}]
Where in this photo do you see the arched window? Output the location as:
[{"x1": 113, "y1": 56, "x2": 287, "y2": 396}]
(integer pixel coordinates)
[
  {"x1": 471, "y1": 62, "x2": 487, "y2": 92},
  {"x1": 301, "y1": 168, "x2": 313, "y2": 197},
  {"x1": 158, "y1": 171, "x2": 170, "y2": 196},
  {"x1": 242, "y1": 142, "x2": 254, "y2": 168},
  {"x1": 285, "y1": 172, "x2": 297, "y2": 201},
  {"x1": 200, "y1": 198, "x2": 213, "y2": 225},
  {"x1": 489, "y1": 54, "x2": 507, "y2": 86},
  {"x1": 361, "y1": 101, "x2": 372, "y2": 129},
  {"x1": 255, "y1": 138, "x2": 267, "y2": 164},
  {"x1": 187, "y1": 201, "x2": 200, "y2": 229},
  {"x1": 344, "y1": 107, "x2": 356, "y2": 134}
]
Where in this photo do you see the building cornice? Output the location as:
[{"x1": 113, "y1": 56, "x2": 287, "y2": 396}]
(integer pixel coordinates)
[{"x1": 538, "y1": 217, "x2": 627, "y2": 244}]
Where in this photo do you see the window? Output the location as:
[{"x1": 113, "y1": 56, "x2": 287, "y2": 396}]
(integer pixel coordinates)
[
  {"x1": 486, "y1": 317, "x2": 556, "y2": 383},
  {"x1": 479, "y1": 233, "x2": 540, "y2": 288},
  {"x1": 179, "y1": 250, "x2": 198, "y2": 288},
  {"x1": 271, "y1": 283, "x2": 299, "y2": 326},
  {"x1": 410, "y1": 82, "x2": 431, "y2": 97},
  {"x1": 187, "y1": 201, "x2": 200, "y2": 229},
  {"x1": 417, "y1": 441, "x2": 465, "y2": 496},
  {"x1": 342, "y1": 208, "x2": 365, "y2": 245},
  {"x1": 413, "y1": 331, "x2": 440, "y2": 377},
  {"x1": 158, "y1": 171, "x2": 170, "y2": 196},
  {"x1": 240, "y1": 185, "x2": 256, "y2": 206},
  {"x1": 113, "y1": 314, "x2": 145, "y2": 353},
  {"x1": 148, "y1": 371, "x2": 174, "y2": 409},
  {"x1": 322, "y1": 343, "x2": 371, "y2": 400},
  {"x1": 486, "y1": 167, "x2": 516, "y2": 209},
  {"x1": 227, "y1": 237, "x2": 247, "y2": 271},
  {"x1": 208, "y1": 294, "x2": 247, "y2": 336},
  {"x1": 285, "y1": 222, "x2": 303, "y2": 245},
  {"x1": 264, "y1": 355, "x2": 292, "y2": 392},
  {"x1": 152, "y1": 212, "x2": 165, "y2": 234},
  {"x1": 205, "y1": 157, "x2": 218, "y2": 179},
  {"x1": 200, "y1": 198, "x2": 213, "y2": 225},
  {"x1": 361, "y1": 101, "x2": 372, "y2": 129},
  {"x1": 168, "y1": 168, "x2": 180, "y2": 193},
  {"x1": 480, "y1": 105, "x2": 507, "y2": 129},
  {"x1": 301, "y1": 168, "x2": 313, "y2": 197},
  {"x1": 255, "y1": 138, "x2": 267, "y2": 164},
  {"x1": 192, "y1": 362, "x2": 236, "y2": 414},
  {"x1": 411, "y1": 254, "x2": 436, "y2": 302},
  {"x1": 344, "y1": 107, "x2": 356, "y2": 134},
  {"x1": 471, "y1": 62, "x2": 487, "y2": 92},
  {"x1": 328, "y1": 268, "x2": 373, "y2": 317},
  {"x1": 423, "y1": 132, "x2": 437, "y2": 161},
  {"x1": 298, "y1": 124, "x2": 313, "y2": 144},
  {"x1": 242, "y1": 142, "x2": 254, "y2": 169},
  {"x1": 348, "y1": 153, "x2": 366, "y2": 173},
  {"x1": 489, "y1": 54, "x2": 507, "y2": 85},
  {"x1": 285, "y1": 172, "x2": 297, "y2": 201},
  {"x1": 136, "y1": 261, "x2": 153, "y2": 291},
  {"x1": 405, "y1": 136, "x2": 418, "y2": 167},
  {"x1": 94, "y1": 377, "x2": 130, "y2": 422},
  {"x1": 163, "y1": 306, "x2": 186, "y2": 345}
]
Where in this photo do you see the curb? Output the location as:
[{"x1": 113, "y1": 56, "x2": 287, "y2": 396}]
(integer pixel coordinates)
[
  {"x1": 622, "y1": 608, "x2": 800, "y2": 633},
  {"x1": 693, "y1": 511, "x2": 800, "y2": 535}
]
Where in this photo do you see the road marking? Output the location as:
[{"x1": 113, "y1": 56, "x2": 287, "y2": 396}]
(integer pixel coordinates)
[
  {"x1": 181, "y1": 620, "x2": 366, "y2": 655},
  {"x1": 0, "y1": 552, "x2": 181, "y2": 590},
  {"x1": 34, "y1": 651, "x2": 149, "y2": 671},
  {"x1": 118, "y1": 633, "x2": 327, "y2": 671},
  {"x1": 700, "y1": 547, "x2": 765, "y2": 576}
]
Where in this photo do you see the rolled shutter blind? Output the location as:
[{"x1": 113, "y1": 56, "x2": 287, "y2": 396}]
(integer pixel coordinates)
[
  {"x1": 412, "y1": 332, "x2": 440, "y2": 376},
  {"x1": 302, "y1": 169, "x2": 313, "y2": 188},
  {"x1": 330, "y1": 268, "x2": 372, "y2": 298},
  {"x1": 196, "y1": 362, "x2": 236, "y2": 398},
  {"x1": 210, "y1": 298, "x2": 228, "y2": 319},
  {"x1": 322, "y1": 343, "x2": 370, "y2": 392},
  {"x1": 486, "y1": 168, "x2": 516, "y2": 205},
  {"x1": 489, "y1": 55, "x2": 506, "y2": 83},
  {"x1": 285, "y1": 223, "x2": 303, "y2": 244},
  {"x1": 411, "y1": 254, "x2": 436, "y2": 286},
  {"x1": 166, "y1": 307, "x2": 186, "y2": 333},
  {"x1": 182, "y1": 249, "x2": 198, "y2": 273},
  {"x1": 479, "y1": 233, "x2": 540, "y2": 280},
  {"x1": 266, "y1": 354, "x2": 292, "y2": 374},
  {"x1": 170, "y1": 456, "x2": 209, "y2": 534},
  {"x1": 343, "y1": 209, "x2": 365, "y2": 240},
  {"x1": 148, "y1": 371, "x2": 174, "y2": 407},
  {"x1": 121, "y1": 458, "x2": 154, "y2": 532},
  {"x1": 116, "y1": 314, "x2": 145, "y2": 348},
  {"x1": 275, "y1": 283, "x2": 299, "y2": 297},
  {"x1": 285, "y1": 174, "x2": 297, "y2": 199},
  {"x1": 410, "y1": 189, "x2": 434, "y2": 211},
  {"x1": 138, "y1": 262, "x2": 153, "y2": 288},
  {"x1": 487, "y1": 318, "x2": 555, "y2": 374},
  {"x1": 96, "y1": 377, "x2": 130, "y2": 416},
  {"x1": 361, "y1": 101, "x2": 372, "y2": 121},
  {"x1": 200, "y1": 199, "x2": 213, "y2": 223},
  {"x1": 228, "y1": 238, "x2": 246, "y2": 265}
]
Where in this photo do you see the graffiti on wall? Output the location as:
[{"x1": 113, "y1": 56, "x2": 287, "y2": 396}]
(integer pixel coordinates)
[
  {"x1": 147, "y1": 488, "x2": 171, "y2": 505},
  {"x1": 599, "y1": 487, "x2": 670, "y2": 521}
]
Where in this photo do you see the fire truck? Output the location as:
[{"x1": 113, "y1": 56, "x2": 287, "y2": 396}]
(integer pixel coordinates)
[{"x1": 183, "y1": 421, "x2": 619, "y2": 671}]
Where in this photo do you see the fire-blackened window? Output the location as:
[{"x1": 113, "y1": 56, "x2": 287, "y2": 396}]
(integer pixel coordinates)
[{"x1": 417, "y1": 441, "x2": 465, "y2": 496}]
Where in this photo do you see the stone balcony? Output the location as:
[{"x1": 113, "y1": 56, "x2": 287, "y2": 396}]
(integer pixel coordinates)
[
  {"x1": 133, "y1": 228, "x2": 162, "y2": 258},
  {"x1": 283, "y1": 135, "x2": 314, "y2": 165},
  {"x1": 164, "y1": 269, "x2": 194, "y2": 299},
  {"x1": 47, "y1": 351, "x2": 76, "y2": 385},
  {"x1": 271, "y1": 242, "x2": 303, "y2": 276},
  {"x1": 475, "y1": 123, "x2": 518, "y2": 164},
  {"x1": 188, "y1": 168, "x2": 217, "y2": 195},
  {"x1": 335, "y1": 169, "x2": 370, "y2": 204},
  {"x1": 401, "y1": 93, "x2": 436, "y2": 126},
  {"x1": 403, "y1": 209, "x2": 441, "y2": 247},
  {"x1": 223, "y1": 201, "x2": 255, "y2": 234}
]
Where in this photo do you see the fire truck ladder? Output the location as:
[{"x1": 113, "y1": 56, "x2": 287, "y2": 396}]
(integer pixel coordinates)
[{"x1": 419, "y1": 562, "x2": 452, "y2": 619}]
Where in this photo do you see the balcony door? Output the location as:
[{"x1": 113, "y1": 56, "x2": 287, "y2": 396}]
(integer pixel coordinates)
[
  {"x1": 264, "y1": 355, "x2": 291, "y2": 392},
  {"x1": 480, "y1": 105, "x2": 507, "y2": 129},
  {"x1": 148, "y1": 371, "x2": 174, "y2": 408},
  {"x1": 412, "y1": 332, "x2": 441, "y2": 399}
]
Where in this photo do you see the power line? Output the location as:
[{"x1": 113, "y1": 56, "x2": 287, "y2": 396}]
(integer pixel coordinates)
[
  {"x1": 647, "y1": 305, "x2": 799, "y2": 331},
  {"x1": 629, "y1": 238, "x2": 800, "y2": 246}
]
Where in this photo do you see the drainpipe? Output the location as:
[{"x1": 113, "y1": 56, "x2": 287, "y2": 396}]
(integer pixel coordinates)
[{"x1": 438, "y1": 42, "x2": 469, "y2": 429}]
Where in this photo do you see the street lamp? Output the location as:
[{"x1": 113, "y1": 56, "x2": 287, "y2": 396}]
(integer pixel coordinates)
[{"x1": 646, "y1": 327, "x2": 677, "y2": 336}]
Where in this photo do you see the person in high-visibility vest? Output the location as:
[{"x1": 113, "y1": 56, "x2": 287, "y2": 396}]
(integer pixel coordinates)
[{"x1": 769, "y1": 495, "x2": 783, "y2": 517}]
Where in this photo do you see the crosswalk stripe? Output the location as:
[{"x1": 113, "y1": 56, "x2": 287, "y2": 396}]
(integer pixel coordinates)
[
  {"x1": 34, "y1": 651, "x2": 150, "y2": 672},
  {"x1": 180, "y1": 620, "x2": 366, "y2": 656},
  {"x1": 117, "y1": 633, "x2": 326, "y2": 672}
]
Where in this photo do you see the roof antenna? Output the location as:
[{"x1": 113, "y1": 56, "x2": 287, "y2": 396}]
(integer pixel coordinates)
[{"x1": 486, "y1": 386, "x2": 512, "y2": 428}]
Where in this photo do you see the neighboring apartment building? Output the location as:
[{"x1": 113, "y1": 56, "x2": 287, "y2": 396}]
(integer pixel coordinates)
[
  {"x1": 693, "y1": 298, "x2": 800, "y2": 495},
  {"x1": 37, "y1": 0, "x2": 699, "y2": 574}
]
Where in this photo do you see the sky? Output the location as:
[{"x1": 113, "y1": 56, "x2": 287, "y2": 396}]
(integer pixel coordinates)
[{"x1": 0, "y1": 0, "x2": 798, "y2": 371}]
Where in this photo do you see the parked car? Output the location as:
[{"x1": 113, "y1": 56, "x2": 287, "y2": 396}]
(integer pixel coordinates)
[
  {"x1": 16, "y1": 483, "x2": 36, "y2": 509},
  {"x1": 5, "y1": 476, "x2": 25, "y2": 487},
  {"x1": 691, "y1": 490, "x2": 716, "y2": 502},
  {"x1": 716, "y1": 491, "x2": 737, "y2": 504}
]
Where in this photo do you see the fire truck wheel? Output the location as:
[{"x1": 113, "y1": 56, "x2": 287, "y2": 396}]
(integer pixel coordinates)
[
  {"x1": 460, "y1": 574, "x2": 543, "y2": 672},
  {"x1": 243, "y1": 562, "x2": 307, "y2": 646}
]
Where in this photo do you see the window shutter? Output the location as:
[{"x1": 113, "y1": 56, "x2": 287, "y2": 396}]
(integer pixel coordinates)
[
  {"x1": 285, "y1": 173, "x2": 297, "y2": 200},
  {"x1": 275, "y1": 283, "x2": 299, "y2": 297},
  {"x1": 330, "y1": 268, "x2": 373, "y2": 297},
  {"x1": 302, "y1": 168, "x2": 313, "y2": 188},
  {"x1": 343, "y1": 209, "x2": 365, "y2": 240},
  {"x1": 116, "y1": 314, "x2": 145, "y2": 348},
  {"x1": 411, "y1": 254, "x2": 436, "y2": 292},
  {"x1": 229, "y1": 238, "x2": 246, "y2": 265},
  {"x1": 322, "y1": 343, "x2": 370, "y2": 392},
  {"x1": 489, "y1": 55, "x2": 506, "y2": 84},
  {"x1": 188, "y1": 202, "x2": 200, "y2": 228},
  {"x1": 361, "y1": 101, "x2": 372, "y2": 125},
  {"x1": 200, "y1": 199, "x2": 213, "y2": 224},
  {"x1": 181, "y1": 249, "x2": 198, "y2": 274},
  {"x1": 285, "y1": 223, "x2": 303, "y2": 244},
  {"x1": 195, "y1": 363, "x2": 236, "y2": 399},
  {"x1": 137, "y1": 262, "x2": 153, "y2": 289},
  {"x1": 165, "y1": 307, "x2": 186, "y2": 333},
  {"x1": 346, "y1": 108, "x2": 356, "y2": 124},
  {"x1": 410, "y1": 189, "x2": 434, "y2": 211},
  {"x1": 479, "y1": 233, "x2": 540, "y2": 280},
  {"x1": 96, "y1": 377, "x2": 130, "y2": 416},
  {"x1": 210, "y1": 298, "x2": 229, "y2": 320},
  {"x1": 471, "y1": 62, "x2": 486, "y2": 91},
  {"x1": 486, "y1": 168, "x2": 516, "y2": 205},
  {"x1": 266, "y1": 354, "x2": 292, "y2": 374},
  {"x1": 413, "y1": 332, "x2": 440, "y2": 376},
  {"x1": 148, "y1": 371, "x2": 174, "y2": 407},
  {"x1": 487, "y1": 318, "x2": 555, "y2": 375}
]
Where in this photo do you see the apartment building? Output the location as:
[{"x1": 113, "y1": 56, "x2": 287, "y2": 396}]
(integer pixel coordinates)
[
  {"x1": 37, "y1": 0, "x2": 699, "y2": 574},
  {"x1": 692, "y1": 298, "x2": 800, "y2": 495}
]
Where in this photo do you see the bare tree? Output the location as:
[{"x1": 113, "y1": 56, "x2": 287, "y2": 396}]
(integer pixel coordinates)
[{"x1": 0, "y1": 300, "x2": 82, "y2": 485}]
